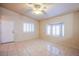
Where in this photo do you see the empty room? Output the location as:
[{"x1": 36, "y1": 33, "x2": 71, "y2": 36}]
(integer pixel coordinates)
[{"x1": 0, "y1": 3, "x2": 79, "y2": 56}]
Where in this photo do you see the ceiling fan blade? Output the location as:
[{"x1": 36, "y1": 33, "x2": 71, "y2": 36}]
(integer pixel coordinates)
[{"x1": 42, "y1": 10, "x2": 47, "y2": 14}]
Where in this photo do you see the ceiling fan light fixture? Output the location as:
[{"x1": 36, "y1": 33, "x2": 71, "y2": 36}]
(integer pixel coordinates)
[
  {"x1": 33, "y1": 10, "x2": 43, "y2": 15},
  {"x1": 26, "y1": 3, "x2": 47, "y2": 15}
]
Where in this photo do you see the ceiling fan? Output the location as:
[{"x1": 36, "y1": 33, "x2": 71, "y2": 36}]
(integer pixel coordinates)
[{"x1": 26, "y1": 3, "x2": 48, "y2": 15}]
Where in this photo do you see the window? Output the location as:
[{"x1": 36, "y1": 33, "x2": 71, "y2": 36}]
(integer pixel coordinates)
[
  {"x1": 23, "y1": 23, "x2": 34, "y2": 32},
  {"x1": 46, "y1": 23, "x2": 64, "y2": 37}
]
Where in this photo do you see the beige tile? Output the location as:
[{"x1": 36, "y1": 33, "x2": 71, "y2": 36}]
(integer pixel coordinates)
[
  {"x1": 0, "y1": 44, "x2": 8, "y2": 56},
  {"x1": 0, "y1": 39, "x2": 79, "y2": 56}
]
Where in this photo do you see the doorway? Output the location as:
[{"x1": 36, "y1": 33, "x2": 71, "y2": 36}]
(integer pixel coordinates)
[{"x1": 1, "y1": 20, "x2": 14, "y2": 43}]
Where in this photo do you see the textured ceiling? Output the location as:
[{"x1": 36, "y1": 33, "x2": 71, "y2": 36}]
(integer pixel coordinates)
[{"x1": 0, "y1": 3, "x2": 79, "y2": 20}]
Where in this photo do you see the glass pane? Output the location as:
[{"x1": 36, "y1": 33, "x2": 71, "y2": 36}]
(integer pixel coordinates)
[
  {"x1": 62, "y1": 24, "x2": 64, "y2": 36},
  {"x1": 46, "y1": 25, "x2": 51, "y2": 35},
  {"x1": 32, "y1": 24, "x2": 34, "y2": 32},
  {"x1": 52, "y1": 25, "x2": 56, "y2": 36},
  {"x1": 23, "y1": 23, "x2": 26, "y2": 32},
  {"x1": 29, "y1": 23, "x2": 32, "y2": 32},
  {"x1": 56, "y1": 24, "x2": 60, "y2": 36},
  {"x1": 26, "y1": 23, "x2": 29, "y2": 32}
]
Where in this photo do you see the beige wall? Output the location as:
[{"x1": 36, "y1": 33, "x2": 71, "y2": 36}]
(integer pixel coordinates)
[
  {"x1": 0, "y1": 8, "x2": 1, "y2": 42},
  {"x1": 72, "y1": 12, "x2": 79, "y2": 46},
  {"x1": 0, "y1": 7, "x2": 39, "y2": 42},
  {"x1": 0, "y1": 7, "x2": 2, "y2": 42},
  {"x1": 40, "y1": 12, "x2": 79, "y2": 49}
]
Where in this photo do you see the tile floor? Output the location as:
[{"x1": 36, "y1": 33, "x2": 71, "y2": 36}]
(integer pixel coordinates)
[{"x1": 0, "y1": 39, "x2": 79, "y2": 56}]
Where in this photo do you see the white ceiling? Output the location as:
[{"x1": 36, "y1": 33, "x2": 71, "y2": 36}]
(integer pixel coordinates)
[{"x1": 1, "y1": 3, "x2": 79, "y2": 20}]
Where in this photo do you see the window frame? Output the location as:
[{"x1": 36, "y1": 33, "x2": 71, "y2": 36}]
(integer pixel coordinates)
[
  {"x1": 23, "y1": 22, "x2": 35, "y2": 33},
  {"x1": 46, "y1": 23, "x2": 64, "y2": 37}
]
